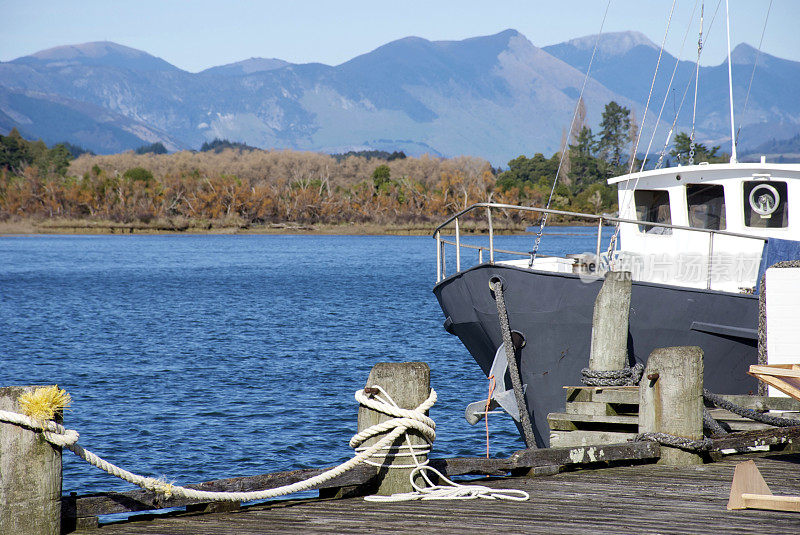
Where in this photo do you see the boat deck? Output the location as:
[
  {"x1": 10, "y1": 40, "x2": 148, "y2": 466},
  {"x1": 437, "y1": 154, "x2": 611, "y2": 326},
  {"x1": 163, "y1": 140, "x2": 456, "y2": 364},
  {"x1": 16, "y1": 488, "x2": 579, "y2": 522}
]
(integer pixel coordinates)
[{"x1": 77, "y1": 453, "x2": 800, "y2": 534}]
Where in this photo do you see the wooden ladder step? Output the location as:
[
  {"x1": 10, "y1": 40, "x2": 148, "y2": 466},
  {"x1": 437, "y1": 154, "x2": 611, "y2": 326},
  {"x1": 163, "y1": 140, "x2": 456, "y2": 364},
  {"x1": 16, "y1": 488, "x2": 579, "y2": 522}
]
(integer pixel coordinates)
[
  {"x1": 547, "y1": 412, "x2": 638, "y2": 431},
  {"x1": 565, "y1": 401, "x2": 638, "y2": 416},
  {"x1": 564, "y1": 386, "x2": 638, "y2": 404},
  {"x1": 549, "y1": 430, "x2": 638, "y2": 448}
]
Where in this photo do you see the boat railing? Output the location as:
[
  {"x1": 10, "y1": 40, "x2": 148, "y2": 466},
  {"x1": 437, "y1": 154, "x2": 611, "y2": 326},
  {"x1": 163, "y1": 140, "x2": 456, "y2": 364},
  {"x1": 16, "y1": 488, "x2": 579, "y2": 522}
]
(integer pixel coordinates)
[{"x1": 433, "y1": 202, "x2": 768, "y2": 286}]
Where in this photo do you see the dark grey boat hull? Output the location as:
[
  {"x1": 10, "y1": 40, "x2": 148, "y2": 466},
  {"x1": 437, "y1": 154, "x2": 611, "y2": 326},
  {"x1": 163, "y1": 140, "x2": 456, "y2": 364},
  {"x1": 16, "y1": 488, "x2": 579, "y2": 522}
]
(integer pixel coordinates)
[{"x1": 433, "y1": 264, "x2": 759, "y2": 447}]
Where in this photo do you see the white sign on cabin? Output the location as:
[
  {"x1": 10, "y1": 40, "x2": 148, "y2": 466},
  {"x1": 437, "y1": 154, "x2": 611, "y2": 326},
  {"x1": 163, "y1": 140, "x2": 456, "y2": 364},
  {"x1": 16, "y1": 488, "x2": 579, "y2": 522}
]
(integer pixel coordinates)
[{"x1": 766, "y1": 267, "x2": 800, "y2": 397}]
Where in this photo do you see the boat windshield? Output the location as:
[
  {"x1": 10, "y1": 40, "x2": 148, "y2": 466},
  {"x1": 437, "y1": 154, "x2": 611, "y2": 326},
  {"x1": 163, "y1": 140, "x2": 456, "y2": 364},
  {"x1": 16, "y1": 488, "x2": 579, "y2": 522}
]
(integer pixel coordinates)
[
  {"x1": 634, "y1": 190, "x2": 672, "y2": 234},
  {"x1": 687, "y1": 184, "x2": 726, "y2": 230}
]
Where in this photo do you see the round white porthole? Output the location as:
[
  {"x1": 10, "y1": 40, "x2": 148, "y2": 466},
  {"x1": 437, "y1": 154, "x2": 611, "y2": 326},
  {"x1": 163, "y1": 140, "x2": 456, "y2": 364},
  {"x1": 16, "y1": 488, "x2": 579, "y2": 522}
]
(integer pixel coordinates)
[{"x1": 749, "y1": 184, "x2": 780, "y2": 217}]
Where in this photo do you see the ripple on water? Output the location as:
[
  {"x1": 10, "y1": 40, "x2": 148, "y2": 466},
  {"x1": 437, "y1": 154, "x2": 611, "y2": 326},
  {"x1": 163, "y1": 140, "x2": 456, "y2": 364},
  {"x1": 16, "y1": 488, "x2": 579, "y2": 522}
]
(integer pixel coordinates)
[{"x1": 0, "y1": 233, "x2": 602, "y2": 493}]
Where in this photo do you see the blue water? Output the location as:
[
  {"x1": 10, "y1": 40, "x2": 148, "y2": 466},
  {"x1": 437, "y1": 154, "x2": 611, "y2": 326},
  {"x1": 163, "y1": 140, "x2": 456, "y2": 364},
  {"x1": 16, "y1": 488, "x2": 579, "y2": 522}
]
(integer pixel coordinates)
[{"x1": 0, "y1": 230, "x2": 604, "y2": 496}]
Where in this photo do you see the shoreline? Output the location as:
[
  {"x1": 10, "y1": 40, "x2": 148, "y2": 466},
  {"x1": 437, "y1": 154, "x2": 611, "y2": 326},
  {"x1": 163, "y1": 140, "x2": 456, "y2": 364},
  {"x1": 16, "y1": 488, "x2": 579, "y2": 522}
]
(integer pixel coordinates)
[{"x1": 0, "y1": 219, "x2": 558, "y2": 237}]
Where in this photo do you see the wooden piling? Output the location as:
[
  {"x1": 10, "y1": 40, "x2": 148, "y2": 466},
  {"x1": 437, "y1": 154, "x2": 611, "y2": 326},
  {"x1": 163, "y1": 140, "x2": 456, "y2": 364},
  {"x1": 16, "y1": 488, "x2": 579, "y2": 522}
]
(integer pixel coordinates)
[
  {"x1": 589, "y1": 271, "x2": 632, "y2": 371},
  {"x1": 357, "y1": 362, "x2": 430, "y2": 495},
  {"x1": 639, "y1": 347, "x2": 704, "y2": 466},
  {"x1": 0, "y1": 386, "x2": 62, "y2": 534}
]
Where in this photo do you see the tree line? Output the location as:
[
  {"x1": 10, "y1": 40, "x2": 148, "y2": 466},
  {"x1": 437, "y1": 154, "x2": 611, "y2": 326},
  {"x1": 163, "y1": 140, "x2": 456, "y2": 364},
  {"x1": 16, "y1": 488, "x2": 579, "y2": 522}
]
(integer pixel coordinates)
[{"x1": 1, "y1": 102, "x2": 724, "y2": 230}]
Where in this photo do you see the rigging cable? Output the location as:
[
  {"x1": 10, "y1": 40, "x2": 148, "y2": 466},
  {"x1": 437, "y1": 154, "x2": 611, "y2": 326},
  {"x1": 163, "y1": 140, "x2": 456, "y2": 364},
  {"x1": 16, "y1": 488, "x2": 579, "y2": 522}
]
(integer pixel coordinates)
[
  {"x1": 635, "y1": 0, "x2": 701, "y2": 172},
  {"x1": 605, "y1": 0, "x2": 678, "y2": 264},
  {"x1": 734, "y1": 0, "x2": 773, "y2": 150},
  {"x1": 655, "y1": 0, "x2": 723, "y2": 168},
  {"x1": 529, "y1": 0, "x2": 612, "y2": 267},
  {"x1": 689, "y1": 2, "x2": 705, "y2": 165}
]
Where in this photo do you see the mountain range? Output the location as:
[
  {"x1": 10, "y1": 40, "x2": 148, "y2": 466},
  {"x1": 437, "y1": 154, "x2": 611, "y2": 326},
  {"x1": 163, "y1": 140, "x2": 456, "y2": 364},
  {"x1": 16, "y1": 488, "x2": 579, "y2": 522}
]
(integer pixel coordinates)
[{"x1": 1, "y1": 30, "x2": 798, "y2": 165}]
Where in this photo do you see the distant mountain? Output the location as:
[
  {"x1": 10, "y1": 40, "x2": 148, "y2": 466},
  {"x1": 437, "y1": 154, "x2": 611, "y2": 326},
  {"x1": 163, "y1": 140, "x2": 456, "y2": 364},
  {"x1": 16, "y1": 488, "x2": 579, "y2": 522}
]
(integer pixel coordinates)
[
  {"x1": 201, "y1": 58, "x2": 291, "y2": 76},
  {"x1": 544, "y1": 31, "x2": 657, "y2": 67},
  {"x1": 11, "y1": 41, "x2": 178, "y2": 72},
  {"x1": 544, "y1": 34, "x2": 800, "y2": 152},
  {"x1": 741, "y1": 133, "x2": 800, "y2": 162},
  {"x1": 1, "y1": 30, "x2": 798, "y2": 163},
  {"x1": 544, "y1": 31, "x2": 674, "y2": 108}
]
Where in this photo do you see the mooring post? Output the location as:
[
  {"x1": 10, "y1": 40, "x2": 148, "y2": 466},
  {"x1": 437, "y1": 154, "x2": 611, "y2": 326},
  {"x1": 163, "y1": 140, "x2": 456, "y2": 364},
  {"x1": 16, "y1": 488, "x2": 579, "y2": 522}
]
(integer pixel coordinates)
[
  {"x1": 589, "y1": 270, "x2": 632, "y2": 371},
  {"x1": 357, "y1": 362, "x2": 430, "y2": 495},
  {"x1": 0, "y1": 386, "x2": 62, "y2": 534},
  {"x1": 639, "y1": 347, "x2": 704, "y2": 466}
]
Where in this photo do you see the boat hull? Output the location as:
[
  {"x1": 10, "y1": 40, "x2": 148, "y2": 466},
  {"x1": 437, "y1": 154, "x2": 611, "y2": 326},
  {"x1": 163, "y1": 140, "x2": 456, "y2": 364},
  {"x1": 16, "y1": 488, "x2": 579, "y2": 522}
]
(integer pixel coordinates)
[{"x1": 433, "y1": 264, "x2": 759, "y2": 447}]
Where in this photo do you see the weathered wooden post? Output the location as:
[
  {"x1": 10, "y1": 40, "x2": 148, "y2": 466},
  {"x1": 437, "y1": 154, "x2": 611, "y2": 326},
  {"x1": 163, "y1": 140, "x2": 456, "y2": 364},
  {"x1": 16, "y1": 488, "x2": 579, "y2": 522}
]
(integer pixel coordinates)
[
  {"x1": 639, "y1": 347, "x2": 704, "y2": 466},
  {"x1": 357, "y1": 362, "x2": 430, "y2": 495},
  {"x1": 589, "y1": 271, "x2": 632, "y2": 372},
  {"x1": 0, "y1": 386, "x2": 62, "y2": 534}
]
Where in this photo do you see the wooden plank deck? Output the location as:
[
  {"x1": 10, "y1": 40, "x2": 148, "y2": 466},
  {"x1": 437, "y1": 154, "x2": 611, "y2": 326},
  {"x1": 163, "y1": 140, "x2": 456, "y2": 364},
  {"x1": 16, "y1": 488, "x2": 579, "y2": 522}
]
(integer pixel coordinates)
[{"x1": 76, "y1": 453, "x2": 800, "y2": 534}]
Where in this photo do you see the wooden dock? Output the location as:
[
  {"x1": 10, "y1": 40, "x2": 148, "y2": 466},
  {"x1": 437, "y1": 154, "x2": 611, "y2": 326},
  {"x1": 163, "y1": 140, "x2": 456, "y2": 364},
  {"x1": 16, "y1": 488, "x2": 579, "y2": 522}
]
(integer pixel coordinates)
[{"x1": 74, "y1": 453, "x2": 800, "y2": 534}]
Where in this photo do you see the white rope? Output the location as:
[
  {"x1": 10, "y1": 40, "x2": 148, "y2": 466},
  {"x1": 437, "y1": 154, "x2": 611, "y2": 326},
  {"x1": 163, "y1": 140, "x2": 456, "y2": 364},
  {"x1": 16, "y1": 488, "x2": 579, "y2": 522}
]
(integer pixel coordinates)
[
  {"x1": 357, "y1": 386, "x2": 529, "y2": 503},
  {"x1": 363, "y1": 465, "x2": 530, "y2": 502},
  {"x1": 0, "y1": 386, "x2": 528, "y2": 503}
]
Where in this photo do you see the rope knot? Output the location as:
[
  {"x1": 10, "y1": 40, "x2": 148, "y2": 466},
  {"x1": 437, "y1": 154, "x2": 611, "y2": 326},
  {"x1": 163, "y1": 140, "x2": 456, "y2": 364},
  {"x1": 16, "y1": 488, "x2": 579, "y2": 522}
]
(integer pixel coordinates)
[
  {"x1": 350, "y1": 386, "x2": 437, "y2": 466},
  {"x1": 151, "y1": 479, "x2": 175, "y2": 499},
  {"x1": 42, "y1": 427, "x2": 80, "y2": 447},
  {"x1": 581, "y1": 363, "x2": 644, "y2": 386}
]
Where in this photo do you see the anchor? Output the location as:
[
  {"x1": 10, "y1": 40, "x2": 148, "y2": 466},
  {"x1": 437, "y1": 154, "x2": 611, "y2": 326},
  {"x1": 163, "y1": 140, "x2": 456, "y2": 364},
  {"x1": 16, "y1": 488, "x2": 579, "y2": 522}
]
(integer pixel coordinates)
[{"x1": 465, "y1": 343, "x2": 527, "y2": 425}]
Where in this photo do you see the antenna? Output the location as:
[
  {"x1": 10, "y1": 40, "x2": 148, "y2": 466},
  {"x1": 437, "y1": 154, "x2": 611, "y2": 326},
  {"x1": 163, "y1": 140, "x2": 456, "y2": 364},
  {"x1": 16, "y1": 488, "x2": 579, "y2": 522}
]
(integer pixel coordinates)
[{"x1": 725, "y1": 0, "x2": 737, "y2": 163}]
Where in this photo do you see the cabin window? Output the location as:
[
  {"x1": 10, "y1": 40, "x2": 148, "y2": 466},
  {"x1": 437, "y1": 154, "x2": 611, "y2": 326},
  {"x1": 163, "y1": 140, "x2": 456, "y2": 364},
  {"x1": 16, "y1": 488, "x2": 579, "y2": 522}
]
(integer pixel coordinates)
[
  {"x1": 686, "y1": 184, "x2": 726, "y2": 230},
  {"x1": 744, "y1": 180, "x2": 788, "y2": 228},
  {"x1": 634, "y1": 190, "x2": 672, "y2": 234}
]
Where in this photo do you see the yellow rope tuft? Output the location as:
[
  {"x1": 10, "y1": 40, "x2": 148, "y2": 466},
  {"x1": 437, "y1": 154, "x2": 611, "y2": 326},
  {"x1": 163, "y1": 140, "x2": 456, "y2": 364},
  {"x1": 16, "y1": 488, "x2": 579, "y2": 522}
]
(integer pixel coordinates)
[
  {"x1": 152, "y1": 477, "x2": 175, "y2": 499},
  {"x1": 18, "y1": 385, "x2": 71, "y2": 421}
]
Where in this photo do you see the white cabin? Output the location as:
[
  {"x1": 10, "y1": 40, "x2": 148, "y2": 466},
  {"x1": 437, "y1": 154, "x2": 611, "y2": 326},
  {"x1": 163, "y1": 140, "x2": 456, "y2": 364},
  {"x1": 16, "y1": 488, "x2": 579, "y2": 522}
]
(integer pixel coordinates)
[{"x1": 611, "y1": 160, "x2": 800, "y2": 292}]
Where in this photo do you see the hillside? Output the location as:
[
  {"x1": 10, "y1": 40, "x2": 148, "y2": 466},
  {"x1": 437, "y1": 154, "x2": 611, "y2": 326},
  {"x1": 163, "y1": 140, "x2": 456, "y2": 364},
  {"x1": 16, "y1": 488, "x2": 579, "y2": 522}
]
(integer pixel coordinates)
[{"x1": 1, "y1": 31, "x2": 798, "y2": 163}]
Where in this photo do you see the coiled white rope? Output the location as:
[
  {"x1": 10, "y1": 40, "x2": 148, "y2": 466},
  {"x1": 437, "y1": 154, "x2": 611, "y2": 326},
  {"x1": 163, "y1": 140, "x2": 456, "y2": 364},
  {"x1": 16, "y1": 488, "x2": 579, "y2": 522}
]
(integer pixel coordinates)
[
  {"x1": 0, "y1": 386, "x2": 528, "y2": 503},
  {"x1": 357, "y1": 386, "x2": 529, "y2": 502}
]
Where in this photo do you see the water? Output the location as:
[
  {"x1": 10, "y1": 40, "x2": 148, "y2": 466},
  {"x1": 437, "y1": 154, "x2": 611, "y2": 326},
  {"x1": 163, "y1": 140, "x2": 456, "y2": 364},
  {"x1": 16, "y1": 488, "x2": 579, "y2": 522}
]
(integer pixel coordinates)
[{"x1": 0, "y1": 230, "x2": 603, "y2": 496}]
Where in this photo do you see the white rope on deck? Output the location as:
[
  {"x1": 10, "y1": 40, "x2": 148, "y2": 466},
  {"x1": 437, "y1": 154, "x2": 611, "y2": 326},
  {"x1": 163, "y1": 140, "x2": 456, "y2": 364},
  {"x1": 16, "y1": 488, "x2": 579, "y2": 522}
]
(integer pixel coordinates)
[
  {"x1": 0, "y1": 386, "x2": 528, "y2": 503},
  {"x1": 357, "y1": 386, "x2": 529, "y2": 502}
]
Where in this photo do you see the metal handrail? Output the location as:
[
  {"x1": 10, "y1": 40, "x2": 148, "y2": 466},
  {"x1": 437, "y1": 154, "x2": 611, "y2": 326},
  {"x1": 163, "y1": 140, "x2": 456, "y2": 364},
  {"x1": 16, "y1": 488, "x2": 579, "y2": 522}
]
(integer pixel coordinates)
[
  {"x1": 433, "y1": 202, "x2": 768, "y2": 284},
  {"x1": 433, "y1": 202, "x2": 769, "y2": 241},
  {"x1": 438, "y1": 239, "x2": 554, "y2": 258}
]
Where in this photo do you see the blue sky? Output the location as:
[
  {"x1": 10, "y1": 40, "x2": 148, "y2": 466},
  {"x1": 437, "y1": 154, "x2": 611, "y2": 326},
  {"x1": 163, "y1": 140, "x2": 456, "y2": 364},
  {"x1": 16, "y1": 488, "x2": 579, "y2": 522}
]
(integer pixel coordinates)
[{"x1": 1, "y1": 1, "x2": 796, "y2": 72}]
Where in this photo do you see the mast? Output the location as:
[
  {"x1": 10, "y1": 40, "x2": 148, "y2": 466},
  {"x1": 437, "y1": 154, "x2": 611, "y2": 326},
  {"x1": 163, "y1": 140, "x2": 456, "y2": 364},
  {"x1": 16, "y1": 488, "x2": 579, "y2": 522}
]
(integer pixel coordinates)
[{"x1": 725, "y1": 0, "x2": 738, "y2": 163}]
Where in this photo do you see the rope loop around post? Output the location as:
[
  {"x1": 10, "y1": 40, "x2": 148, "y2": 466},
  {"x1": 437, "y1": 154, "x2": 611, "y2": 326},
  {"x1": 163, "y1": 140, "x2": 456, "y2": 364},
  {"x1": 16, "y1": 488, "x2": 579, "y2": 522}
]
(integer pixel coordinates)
[
  {"x1": 0, "y1": 409, "x2": 79, "y2": 447},
  {"x1": 580, "y1": 363, "x2": 644, "y2": 387}
]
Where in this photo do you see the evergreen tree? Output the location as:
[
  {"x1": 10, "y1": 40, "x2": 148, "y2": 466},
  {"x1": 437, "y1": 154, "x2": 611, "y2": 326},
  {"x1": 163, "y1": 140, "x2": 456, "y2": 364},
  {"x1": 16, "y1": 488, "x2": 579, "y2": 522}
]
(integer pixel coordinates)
[
  {"x1": 497, "y1": 153, "x2": 559, "y2": 188},
  {"x1": 135, "y1": 142, "x2": 168, "y2": 155},
  {"x1": 0, "y1": 129, "x2": 73, "y2": 174},
  {"x1": 568, "y1": 126, "x2": 601, "y2": 191},
  {"x1": 47, "y1": 144, "x2": 73, "y2": 176},
  {"x1": 598, "y1": 101, "x2": 631, "y2": 172},
  {"x1": 200, "y1": 138, "x2": 256, "y2": 153},
  {"x1": 670, "y1": 132, "x2": 727, "y2": 164},
  {"x1": 59, "y1": 142, "x2": 94, "y2": 158},
  {"x1": 0, "y1": 128, "x2": 28, "y2": 171},
  {"x1": 372, "y1": 164, "x2": 392, "y2": 189}
]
